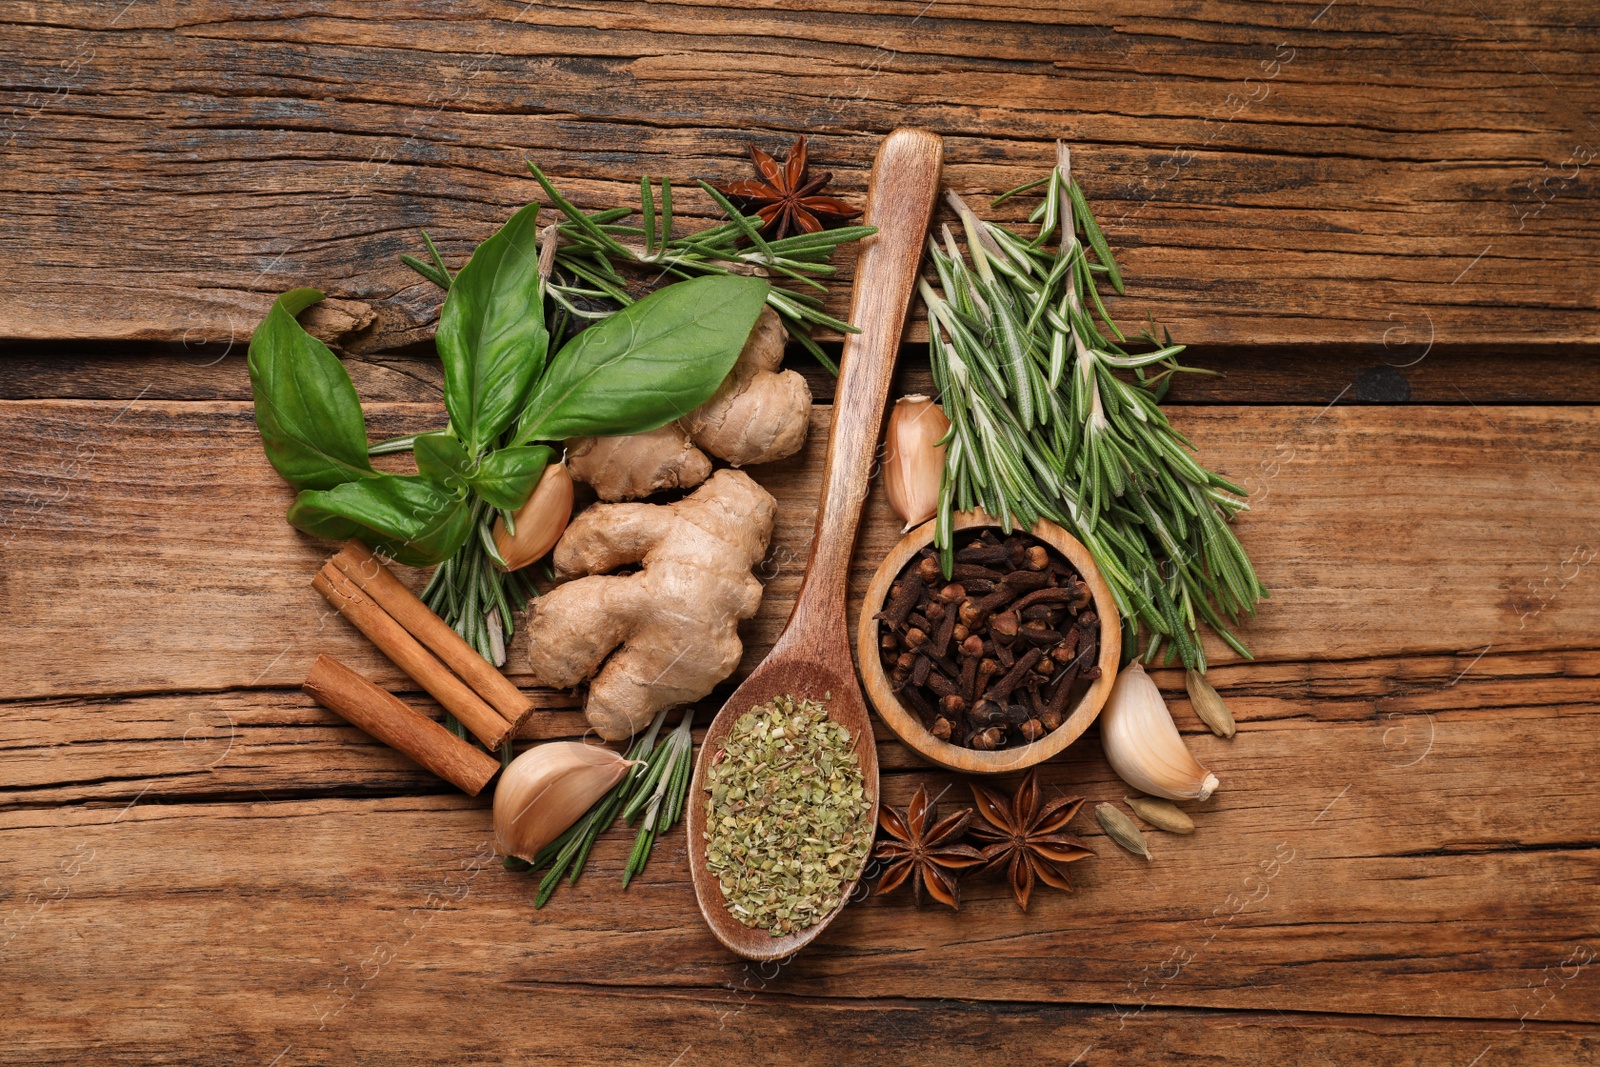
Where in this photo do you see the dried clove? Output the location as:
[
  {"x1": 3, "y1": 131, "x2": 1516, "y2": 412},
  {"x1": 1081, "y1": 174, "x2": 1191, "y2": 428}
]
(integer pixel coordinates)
[{"x1": 877, "y1": 530, "x2": 1100, "y2": 751}]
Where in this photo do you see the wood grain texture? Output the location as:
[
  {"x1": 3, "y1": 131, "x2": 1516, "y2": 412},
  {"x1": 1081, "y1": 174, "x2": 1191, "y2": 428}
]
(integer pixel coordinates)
[
  {"x1": 1, "y1": 2, "x2": 1597, "y2": 351},
  {"x1": 4, "y1": 647, "x2": 1594, "y2": 805},
  {"x1": 2, "y1": 400, "x2": 1594, "y2": 700},
  {"x1": 2, "y1": 394, "x2": 1598, "y2": 1056},
  {"x1": 3, "y1": 956, "x2": 1594, "y2": 1067},
  {"x1": 6, "y1": 2, "x2": 1600, "y2": 1052},
  {"x1": 3, "y1": 691, "x2": 1598, "y2": 1024},
  {"x1": 7, "y1": 345, "x2": 1600, "y2": 407}
]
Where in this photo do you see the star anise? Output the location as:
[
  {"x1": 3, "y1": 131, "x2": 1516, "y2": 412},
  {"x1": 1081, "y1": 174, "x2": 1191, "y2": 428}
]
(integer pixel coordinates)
[
  {"x1": 716, "y1": 136, "x2": 864, "y2": 239},
  {"x1": 968, "y1": 770, "x2": 1095, "y2": 911},
  {"x1": 872, "y1": 784, "x2": 985, "y2": 910}
]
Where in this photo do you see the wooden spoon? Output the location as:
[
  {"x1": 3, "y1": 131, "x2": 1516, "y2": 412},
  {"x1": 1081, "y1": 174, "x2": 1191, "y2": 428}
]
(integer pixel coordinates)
[{"x1": 686, "y1": 127, "x2": 944, "y2": 960}]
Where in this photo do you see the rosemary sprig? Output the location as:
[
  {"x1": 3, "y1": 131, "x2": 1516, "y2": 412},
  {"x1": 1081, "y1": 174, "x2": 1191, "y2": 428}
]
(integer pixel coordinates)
[
  {"x1": 507, "y1": 708, "x2": 696, "y2": 907},
  {"x1": 525, "y1": 163, "x2": 874, "y2": 374},
  {"x1": 620, "y1": 710, "x2": 694, "y2": 886},
  {"x1": 921, "y1": 143, "x2": 1267, "y2": 671},
  {"x1": 411, "y1": 494, "x2": 537, "y2": 666}
]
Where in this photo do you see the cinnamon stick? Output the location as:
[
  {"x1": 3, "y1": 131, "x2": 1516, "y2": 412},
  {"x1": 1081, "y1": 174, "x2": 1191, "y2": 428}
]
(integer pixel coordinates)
[
  {"x1": 330, "y1": 540, "x2": 534, "y2": 732},
  {"x1": 313, "y1": 561, "x2": 515, "y2": 750},
  {"x1": 302, "y1": 655, "x2": 499, "y2": 796}
]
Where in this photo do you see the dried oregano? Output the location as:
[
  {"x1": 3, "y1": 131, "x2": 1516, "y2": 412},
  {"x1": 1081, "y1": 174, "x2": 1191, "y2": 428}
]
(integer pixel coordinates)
[{"x1": 703, "y1": 695, "x2": 873, "y2": 936}]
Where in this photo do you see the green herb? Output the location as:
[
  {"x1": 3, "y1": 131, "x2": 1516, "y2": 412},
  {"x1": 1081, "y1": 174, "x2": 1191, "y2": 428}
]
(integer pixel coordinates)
[
  {"x1": 919, "y1": 143, "x2": 1267, "y2": 671},
  {"x1": 249, "y1": 199, "x2": 777, "y2": 663},
  {"x1": 247, "y1": 288, "x2": 376, "y2": 491},
  {"x1": 520, "y1": 164, "x2": 875, "y2": 374},
  {"x1": 461, "y1": 445, "x2": 556, "y2": 512},
  {"x1": 416, "y1": 497, "x2": 536, "y2": 664},
  {"x1": 285, "y1": 472, "x2": 474, "y2": 569},
  {"x1": 620, "y1": 711, "x2": 696, "y2": 887},
  {"x1": 435, "y1": 202, "x2": 550, "y2": 457},
  {"x1": 703, "y1": 695, "x2": 873, "y2": 937},
  {"x1": 508, "y1": 709, "x2": 696, "y2": 906},
  {"x1": 512, "y1": 273, "x2": 769, "y2": 445}
]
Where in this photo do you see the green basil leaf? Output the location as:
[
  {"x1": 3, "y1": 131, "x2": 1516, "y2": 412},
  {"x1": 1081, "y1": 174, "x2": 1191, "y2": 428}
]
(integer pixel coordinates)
[
  {"x1": 412, "y1": 431, "x2": 473, "y2": 495},
  {"x1": 247, "y1": 288, "x2": 376, "y2": 490},
  {"x1": 436, "y1": 203, "x2": 550, "y2": 457},
  {"x1": 286, "y1": 473, "x2": 474, "y2": 567},
  {"x1": 514, "y1": 274, "x2": 769, "y2": 445},
  {"x1": 467, "y1": 445, "x2": 554, "y2": 511}
]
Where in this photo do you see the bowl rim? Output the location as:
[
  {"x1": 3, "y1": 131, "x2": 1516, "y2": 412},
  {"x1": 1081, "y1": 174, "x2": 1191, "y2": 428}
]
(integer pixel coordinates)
[{"x1": 856, "y1": 510, "x2": 1122, "y2": 775}]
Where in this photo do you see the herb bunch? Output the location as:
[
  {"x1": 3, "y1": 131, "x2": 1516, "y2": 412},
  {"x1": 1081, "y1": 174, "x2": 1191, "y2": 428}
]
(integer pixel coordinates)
[
  {"x1": 919, "y1": 143, "x2": 1266, "y2": 670},
  {"x1": 520, "y1": 163, "x2": 873, "y2": 374},
  {"x1": 403, "y1": 166, "x2": 872, "y2": 374},
  {"x1": 251, "y1": 202, "x2": 769, "y2": 665},
  {"x1": 389, "y1": 165, "x2": 873, "y2": 659}
]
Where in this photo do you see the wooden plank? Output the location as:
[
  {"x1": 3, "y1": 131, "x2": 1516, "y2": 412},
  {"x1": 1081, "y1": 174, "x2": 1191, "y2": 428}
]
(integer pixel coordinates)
[
  {"x1": 5, "y1": 647, "x2": 1593, "y2": 805},
  {"x1": 4, "y1": 974, "x2": 1593, "y2": 1067},
  {"x1": 5, "y1": 649, "x2": 1598, "y2": 1027},
  {"x1": 8, "y1": 344, "x2": 1600, "y2": 406},
  {"x1": 1, "y1": 3, "x2": 1597, "y2": 349},
  {"x1": 4, "y1": 394, "x2": 1594, "y2": 1030},
  {"x1": 2, "y1": 704, "x2": 1597, "y2": 1025},
  {"x1": 2, "y1": 400, "x2": 1596, "y2": 701}
]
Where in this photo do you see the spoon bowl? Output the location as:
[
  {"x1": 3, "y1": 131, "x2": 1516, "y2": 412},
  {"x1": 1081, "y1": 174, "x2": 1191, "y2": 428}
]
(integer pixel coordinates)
[
  {"x1": 685, "y1": 641, "x2": 877, "y2": 961},
  {"x1": 685, "y1": 127, "x2": 945, "y2": 960}
]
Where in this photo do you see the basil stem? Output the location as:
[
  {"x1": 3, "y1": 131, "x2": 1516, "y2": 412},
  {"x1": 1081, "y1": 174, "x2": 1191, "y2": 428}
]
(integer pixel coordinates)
[{"x1": 367, "y1": 434, "x2": 419, "y2": 456}]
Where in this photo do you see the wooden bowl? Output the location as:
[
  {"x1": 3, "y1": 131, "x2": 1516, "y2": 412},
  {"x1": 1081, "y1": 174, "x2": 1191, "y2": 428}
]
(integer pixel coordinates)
[{"x1": 857, "y1": 511, "x2": 1121, "y2": 775}]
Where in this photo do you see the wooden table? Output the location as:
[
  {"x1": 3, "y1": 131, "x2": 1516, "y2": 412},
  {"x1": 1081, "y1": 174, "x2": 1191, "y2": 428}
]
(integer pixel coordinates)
[{"x1": 4, "y1": 3, "x2": 1599, "y2": 1063}]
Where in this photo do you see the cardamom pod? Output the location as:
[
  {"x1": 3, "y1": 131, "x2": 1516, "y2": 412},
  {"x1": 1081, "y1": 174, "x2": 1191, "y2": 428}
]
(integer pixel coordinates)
[
  {"x1": 1185, "y1": 668, "x2": 1237, "y2": 739},
  {"x1": 1095, "y1": 802, "x2": 1152, "y2": 860},
  {"x1": 1126, "y1": 795, "x2": 1195, "y2": 835}
]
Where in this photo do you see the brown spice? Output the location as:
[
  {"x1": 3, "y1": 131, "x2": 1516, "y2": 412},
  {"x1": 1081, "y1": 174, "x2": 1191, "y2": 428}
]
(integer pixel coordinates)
[
  {"x1": 301, "y1": 655, "x2": 500, "y2": 796},
  {"x1": 872, "y1": 785, "x2": 983, "y2": 910},
  {"x1": 313, "y1": 561, "x2": 517, "y2": 750},
  {"x1": 714, "y1": 136, "x2": 864, "y2": 239},
  {"x1": 875, "y1": 528, "x2": 1098, "y2": 751},
  {"x1": 969, "y1": 769, "x2": 1095, "y2": 910}
]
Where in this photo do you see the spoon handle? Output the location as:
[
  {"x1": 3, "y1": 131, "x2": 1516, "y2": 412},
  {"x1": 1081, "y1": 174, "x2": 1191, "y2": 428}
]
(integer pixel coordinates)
[{"x1": 786, "y1": 128, "x2": 944, "y2": 640}]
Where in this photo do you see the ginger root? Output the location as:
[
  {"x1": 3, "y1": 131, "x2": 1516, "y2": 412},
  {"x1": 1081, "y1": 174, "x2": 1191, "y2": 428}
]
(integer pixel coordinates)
[
  {"x1": 681, "y1": 307, "x2": 811, "y2": 468},
  {"x1": 566, "y1": 425, "x2": 711, "y2": 502},
  {"x1": 565, "y1": 308, "x2": 810, "y2": 501},
  {"x1": 523, "y1": 469, "x2": 777, "y2": 740}
]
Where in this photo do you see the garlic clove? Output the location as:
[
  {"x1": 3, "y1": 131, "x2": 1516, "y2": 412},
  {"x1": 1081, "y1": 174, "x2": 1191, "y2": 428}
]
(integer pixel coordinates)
[
  {"x1": 1099, "y1": 661, "x2": 1219, "y2": 801},
  {"x1": 493, "y1": 741, "x2": 637, "y2": 861},
  {"x1": 492, "y1": 461, "x2": 574, "y2": 571},
  {"x1": 883, "y1": 394, "x2": 950, "y2": 531}
]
